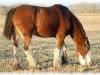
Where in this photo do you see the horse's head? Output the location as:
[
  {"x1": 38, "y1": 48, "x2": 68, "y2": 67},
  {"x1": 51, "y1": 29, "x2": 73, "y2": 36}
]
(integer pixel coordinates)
[{"x1": 78, "y1": 37, "x2": 92, "y2": 66}]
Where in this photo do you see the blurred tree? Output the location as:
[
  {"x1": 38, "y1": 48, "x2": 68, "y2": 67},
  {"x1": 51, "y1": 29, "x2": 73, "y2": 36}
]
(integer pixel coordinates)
[
  {"x1": 0, "y1": 2, "x2": 100, "y2": 15},
  {"x1": 69, "y1": 2, "x2": 100, "y2": 14}
]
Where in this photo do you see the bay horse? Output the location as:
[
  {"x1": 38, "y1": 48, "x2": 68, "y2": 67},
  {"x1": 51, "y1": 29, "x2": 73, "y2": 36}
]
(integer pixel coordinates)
[{"x1": 3, "y1": 4, "x2": 92, "y2": 70}]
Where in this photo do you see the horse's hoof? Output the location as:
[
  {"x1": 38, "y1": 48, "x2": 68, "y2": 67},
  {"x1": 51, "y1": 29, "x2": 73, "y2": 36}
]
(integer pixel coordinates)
[
  {"x1": 62, "y1": 58, "x2": 68, "y2": 64},
  {"x1": 27, "y1": 64, "x2": 37, "y2": 71},
  {"x1": 53, "y1": 63, "x2": 62, "y2": 69},
  {"x1": 12, "y1": 64, "x2": 22, "y2": 71},
  {"x1": 62, "y1": 55, "x2": 68, "y2": 64}
]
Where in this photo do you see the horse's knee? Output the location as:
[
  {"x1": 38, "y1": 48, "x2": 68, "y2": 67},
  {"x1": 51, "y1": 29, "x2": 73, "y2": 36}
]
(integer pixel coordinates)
[{"x1": 24, "y1": 45, "x2": 29, "y2": 51}]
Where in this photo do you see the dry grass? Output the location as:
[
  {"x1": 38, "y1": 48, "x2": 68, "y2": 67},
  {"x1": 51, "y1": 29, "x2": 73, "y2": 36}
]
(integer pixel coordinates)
[
  {"x1": 76, "y1": 14, "x2": 100, "y2": 31},
  {"x1": 0, "y1": 14, "x2": 100, "y2": 73}
]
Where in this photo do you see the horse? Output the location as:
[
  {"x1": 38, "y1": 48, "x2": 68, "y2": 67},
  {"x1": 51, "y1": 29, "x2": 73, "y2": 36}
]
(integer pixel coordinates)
[{"x1": 3, "y1": 4, "x2": 92, "y2": 70}]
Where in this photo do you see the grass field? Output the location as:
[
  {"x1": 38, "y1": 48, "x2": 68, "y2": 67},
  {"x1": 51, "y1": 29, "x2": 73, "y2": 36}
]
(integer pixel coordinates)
[{"x1": 0, "y1": 14, "x2": 100, "y2": 72}]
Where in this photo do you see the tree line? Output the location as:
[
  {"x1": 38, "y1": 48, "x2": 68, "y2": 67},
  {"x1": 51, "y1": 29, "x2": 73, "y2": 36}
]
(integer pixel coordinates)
[
  {"x1": 0, "y1": 2, "x2": 100, "y2": 15},
  {"x1": 69, "y1": 2, "x2": 100, "y2": 14}
]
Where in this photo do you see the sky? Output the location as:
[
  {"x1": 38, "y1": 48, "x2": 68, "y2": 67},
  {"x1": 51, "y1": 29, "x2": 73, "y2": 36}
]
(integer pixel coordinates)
[{"x1": 0, "y1": 0, "x2": 100, "y2": 6}]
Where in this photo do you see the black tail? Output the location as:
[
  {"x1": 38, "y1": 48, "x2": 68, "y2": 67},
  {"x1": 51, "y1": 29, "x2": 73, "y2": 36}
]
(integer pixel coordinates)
[{"x1": 3, "y1": 9, "x2": 16, "y2": 40}]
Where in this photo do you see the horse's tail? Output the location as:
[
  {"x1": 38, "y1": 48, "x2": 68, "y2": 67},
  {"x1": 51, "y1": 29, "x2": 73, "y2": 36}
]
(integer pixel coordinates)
[{"x1": 3, "y1": 9, "x2": 16, "y2": 40}]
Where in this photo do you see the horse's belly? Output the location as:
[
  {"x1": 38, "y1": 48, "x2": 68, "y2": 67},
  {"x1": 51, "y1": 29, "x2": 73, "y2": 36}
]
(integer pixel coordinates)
[
  {"x1": 38, "y1": 27, "x2": 56, "y2": 37},
  {"x1": 32, "y1": 25, "x2": 57, "y2": 37}
]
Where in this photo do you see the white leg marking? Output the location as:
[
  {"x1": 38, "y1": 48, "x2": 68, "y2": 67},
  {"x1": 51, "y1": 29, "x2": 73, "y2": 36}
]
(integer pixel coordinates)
[
  {"x1": 53, "y1": 47, "x2": 63, "y2": 67},
  {"x1": 78, "y1": 54, "x2": 85, "y2": 65},
  {"x1": 85, "y1": 51, "x2": 92, "y2": 65},
  {"x1": 13, "y1": 46, "x2": 17, "y2": 56},
  {"x1": 79, "y1": 51, "x2": 92, "y2": 65},
  {"x1": 13, "y1": 46, "x2": 19, "y2": 64},
  {"x1": 24, "y1": 51, "x2": 36, "y2": 67},
  {"x1": 63, "y1": 44, "x2": 67, "y2": 52},
  {"x1": 63, "y1": 44, "x2": 67, "y2": 56}
]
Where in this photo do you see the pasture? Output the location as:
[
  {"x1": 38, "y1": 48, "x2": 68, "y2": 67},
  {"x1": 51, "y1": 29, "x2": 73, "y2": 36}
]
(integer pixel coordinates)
[{"x1": 0, "y1": 14, "x2": 100, "y2": 72}]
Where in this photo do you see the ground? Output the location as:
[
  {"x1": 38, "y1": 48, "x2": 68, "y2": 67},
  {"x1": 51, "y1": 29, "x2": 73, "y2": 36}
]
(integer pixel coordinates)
[{"x1": 0, "y1": 14, "x2": 100, "y2": 72}]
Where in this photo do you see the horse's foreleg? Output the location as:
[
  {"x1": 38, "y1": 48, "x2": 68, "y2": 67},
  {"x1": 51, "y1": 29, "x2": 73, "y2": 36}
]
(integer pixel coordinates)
[
  {"x1": 53, "y1": 33, "x2": 65, "y2": 68},
  {"x1": 23, "y1": 35, "x2": 36, "y2": 69},
  {"x1": 62, "y1": 43, "x2": 68, "y2": 64},
  {"x1": 13, "y1": 34, "x2": 22, "y2": 70}
]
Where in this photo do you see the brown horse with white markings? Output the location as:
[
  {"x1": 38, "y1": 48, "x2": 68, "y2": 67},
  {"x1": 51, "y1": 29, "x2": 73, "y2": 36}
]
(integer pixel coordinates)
[{"x1": 3, "y1": 4, "x2": 92, "y2": 70}]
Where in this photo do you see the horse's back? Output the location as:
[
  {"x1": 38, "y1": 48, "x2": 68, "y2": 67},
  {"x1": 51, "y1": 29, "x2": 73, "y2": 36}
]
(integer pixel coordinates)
[
  {"x1": 35, "y1": 5, "x2": 70, "y2": 37},
  {"x1": 12, "y1": 4, "x2": 70, "y2": 38}
]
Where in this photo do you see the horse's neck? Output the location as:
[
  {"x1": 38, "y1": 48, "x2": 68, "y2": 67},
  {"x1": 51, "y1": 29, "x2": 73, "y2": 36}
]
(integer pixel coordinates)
[{"x1": 71, "y1": 16, "x2": 86, "y2": 44}]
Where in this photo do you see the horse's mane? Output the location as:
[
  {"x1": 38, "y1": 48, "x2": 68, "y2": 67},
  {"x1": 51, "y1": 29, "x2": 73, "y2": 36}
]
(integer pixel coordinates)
[
  {"x1": 53, "y1": 4, "x2": 70, "y2": 19},
  {"x1": 56, "y1": 4, "x2": 87, "y2": 39},
  {"x1": 68, "y1": 10, "x2": 86, "y2": 37}
]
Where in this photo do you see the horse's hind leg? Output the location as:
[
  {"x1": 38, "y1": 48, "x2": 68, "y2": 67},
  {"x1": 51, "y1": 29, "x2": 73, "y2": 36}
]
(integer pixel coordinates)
[
  {"x1": 23, "y1": 35, "x2": 36, "y2": 69},
  {"x1": 13, "y1": 33, "x2": 22, "y2": 70}
]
